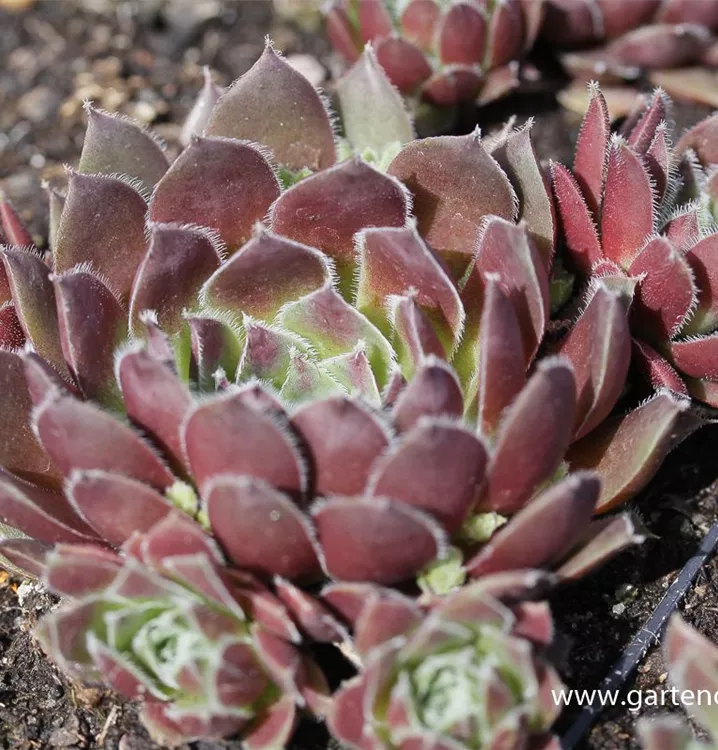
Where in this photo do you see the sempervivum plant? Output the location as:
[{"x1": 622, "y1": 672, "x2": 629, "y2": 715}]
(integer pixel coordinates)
[
  {"x1": 324, "y1": 0, "x2": 544, "y2": 107},
  {"x1": 638, "y1": 615, "x2": 718, "y2": 750},
  {"x1": 325, "y1": 571, "x2": 564, "y2": 750},
  {"x1": 36, "y1": 514, "x2": 330, "y2": 746},
  {"x1": 551, "y1": 84, "x2": 718, "y2": 407},
  {"x1": 542, "y1": 0, "x2": 718, "y2": 83}
]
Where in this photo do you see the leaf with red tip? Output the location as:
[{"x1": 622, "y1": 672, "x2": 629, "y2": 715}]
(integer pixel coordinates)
[
  {"x1": 629, "y1": 236, "x2": 695, "y2": 342},
  {"x1": 313, "y1": 497, "x2": 446, "y2": 584},
  {"x1": 206, "y1": 475, "x2": 320, "y2": 580},
  {"x1": 54, "y1": 269, "x2": 127, "y2": 408},
  {"x1": 188, "y1": 314, "x2": 242, "y2": 391},
  {"x1": 337, "y1": 47, "x2": 414, "y2": 154},
  {"x1": 292, "y1": 397, "x2": 389, "y2": 497},
  {"x1": 439, "y1": 2, "x2": 487, "y2": 65},
  {"x1": 328, "y1": 675, "x2": 371, "y2": 747},
  {"x1": 34, "y1": 395, "x2": 174, "y2": 489},
  {"x1": 670, "y1": 333, "x2": 718, "y2": 380},
  {"x1": 130, "y1": 223, "x2": 222, "y2": 335},
  {"x1": 207, "y1": 43, "x2": 335, "y2": 172},
  {"x1": 558, "y1": 284, "x2": 631, "y2": 440},
  {"x1": 0, "y1": 193, "x2": 33, "y2": 247},
  {"x1": 492, "y1": 122, "x2": 555, "y2": 268},
  {"x1": 474, "y1": 277, "x2": 527, "y2": 434},
  {"x1": 572, "y1": 83, "x2": 610, "y2": 215},
  {"x1": 140, "y1": 702, "x2": 246, "y2": 745},
  {"x1": 568, "y1": 392, "x2": 690, "y2": 511},
  {"x1": 467, "y1": 217, "x2": 550, "y2": 366},
  {"x1": 149, "y1": 138, "x2": 279, "y2": 253},
  {"x1": 550, "y1": 162, "x2": 603, "y2": 274},
  {"x1": 201, "y1": 231, "x2": 331, "y2": 322},
  {"x1": 356, "y1": 0, "x2": 394, "y2": 41},
  {"x1": 0, "y1": 302, "x2": 25, "y2": 349},
  {"x1": 683, "y1": 233, "x2": 718, "y2": 335},
  {"x1": 556, "y1": 513, "x2": 644, "y2": 580},
  {"x1": 2, "y1": 248, "x2": 66, "y2": 375},
  {"x1": 181, "y1": 67, "x2": 224, "y2": 146},
  {"x1": 482, "y1": 359, "x2": 577, "y2": 514},
  {"x1": 323, "y1": 348, "x2": 381, "y2": 404},
  {"x1": 676, "y1": 113, "x2": 718, "y2": 164},
  {"x1": 389, "y1": 294, "x2": 447, "y2": 379},
  {"x1": 645, "y1": 124, "x2": 672, "y2": 203},
  {"x1": 388, "y1": 132, "x2": 517, "y2": 273},
  {"x1": 68, "y1": 470, "x2": 174, "y2": 547},
  {"x1": 485, "y1": 0, "x2": 525, "y2": 68},
  {"x1": 237, "y1": 319, "x2": 309, "y2": 389},
  {"x1": 0, "y1": 538, "x2": 49, "y2": 578},
  {"x1": 0, "y1": 350, "x2": 60, "y2": 485},
  {"x1": 44, "y1": 545, "x2": 122, "y2": 597},
  {"x1": 601, "y1": 137, "x2": 655, "y2": 268},
  {"x1": 374, "y1": 36, "x2": 433, "y2": 95},
  {"x1": 271, "y1": 159, "x2": 409, "y2": 294},
  {"x1": 626, "y1": 89, "x2": 670, "y2": 155},
  {"x1": 632, "y1": 338, "x2": 689, "y2": 395},
  {"x1": 55, "y1": 172, "x2": 147, "y2": 303},
  {"x1": 117, "y1": 348, "x2": 192, "y2": 469},
  {"x1": 356, "y1": 226, "x2": 464, "y2": 354},
  {"x1": 368, "y1": 420, "x2": 488, "y2": 534},
  {"x1": 467, "y1": 473, "x2": 600, "y2": 578},
  {"x1": 664, "y1": 205, "x2": 701, "y2": 252},
  {"x1": 0, "y1": 467, "x2": 97, "y2": 544},
  {"x1": 182, "y1": 390, "x2": 305, "y2": 496},
  {"x1": 392, "y1": 358, "x2": 463, "y2": 433},
  {"x1": 79, "y1": 105, "x2": 169, "y2": 191},
  {"x1": 401, "y1": 0, "x2": 441, "y2": 50}
]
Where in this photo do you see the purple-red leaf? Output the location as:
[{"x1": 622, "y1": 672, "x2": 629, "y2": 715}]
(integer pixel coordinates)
[
  {"x1": 573, "y1": 83, "x2": 610, "y2": 215},
  {"x1": 149, "y1": 137, "x2": 279, "y2": 253},
  {"x1": 207, "y1": 42, "x2": 336, "y2": 171}
]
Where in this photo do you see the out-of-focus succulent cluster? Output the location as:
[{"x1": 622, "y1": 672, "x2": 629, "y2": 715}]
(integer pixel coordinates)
[
  {"x1": 543, "y1": 0, "x2": 718, "y2": 83},
  {"x1": 638, "y1": 615, "x2": 718, "y2": 750},
  {"x1": 551, "y1": 85, "x2": 718, "y2": 407},
  {"x1": 324, "y1": 0, "x2": 544, "y2": 107},
  {"x1": 0, "y1": 36, "x2": 712, "y2": 747}
]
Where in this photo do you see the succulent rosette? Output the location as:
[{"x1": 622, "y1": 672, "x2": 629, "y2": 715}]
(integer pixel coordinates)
[
  {"x1": 638, "y1": 615, "x2": 718, "y2": 750},
  {"x1": 551, "y1": 84, "x2": 718, "y2": 408},
  {"x1": 325, "y1": 0, "x2": 545, "y2": 107},
  {"x1": 324, "y1": 571, "x2": 564, "y2": 750},
  {"x1": 542, "y1": 0, "x2": 718, "y2": 85},
  {"x1": 36, "y1": 513, "x2": 329, "y2": 746}
]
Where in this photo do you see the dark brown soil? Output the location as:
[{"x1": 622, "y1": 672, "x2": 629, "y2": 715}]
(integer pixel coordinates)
[{"x1": 1, "y1": 2, "x2": 718, "y2": 750}]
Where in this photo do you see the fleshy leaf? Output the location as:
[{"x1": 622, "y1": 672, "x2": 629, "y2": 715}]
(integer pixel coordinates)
[
  {"x1": 312, "y1": 496, "x2": 446, "y2": 584},
  {"x1": 683, "y1": 234, "x2": 718, "y2": 335},
  {"x1": 367, "y1": 419, "x2": 488, "y2": 534},
  {"x1": 271, "y1": 158, "x2": 409, "y2": 295},
  {"x1": 438, "y1": 1, "x2": 487, "y2": 65},
  {"x1": 601, "y1": 137, "x2": 655, "y2": 268},
  {"x1": 676, "y1": 113, "x2": 718, "y2": 164},
  {"x1": 181, "y1": 67, "x2": 224, "y2": 146},
  {"x1": 628, "y1": 236, "x2": 696, "y2": 341},
  {"x1": 237, "y1": 319, "x2": 309, "y2": 389},
  {"x1": 54, "y1": 269, "x2": 127, "y2": 408},
  {"x1": 206, "y1": 475, "x2": 320, "y2": 580},
  {"x1": 568, "y1": 392, "x2": 691, "y2": 511},
  {"x1": 2, "y1": 248, "x2": 66, "y2": 375},
  {"x1": 632, "y1": 338, "x2": 689, "y2": 395},
  {"x1": 34, "y1": 394, "x2": 174, "y2": 489},
  {"x1": 130, "y1": 223, "x2": 223, "y2": 335},
  {"x1": 558, "y1": 284, "x2": 632, "y2": 440},
  {"x1": 55, "y1": 171, "x2": 147, "y2": 303},
  {"x1": 356, "y1": 225, "x2": 464, "y2": 354},
  {"x1": 482, "y1": 358, "x2": 577, "y2": 514},
  {"x1": 292, "y1": 396, "x2": 390, "y2": 496},
  {"x1": 388, "y1": 131, "x2": 517, "y2": 274},
  {"x1": 79, "y1": 104, "x2": 169, "y2": 192},
  {"x1": 201, "y1": 230, "x2": 331, "y2": 322},
  {"x1": 182, "y1": 390, "x2": 305, "y2": 497},
  {"x1": 572, "y1": 83, "x2": 610, "y2": 215},
  {"x1": 206, "y1": 42, "x2": 336, "y2": 171},
  {"x1": 0, "y1": 192, "x2": 33, "y2": 248},
  {"x1": 374, "y1": 36, "x2": 433, "y2": 95},
  {"x1": 389, "y1": 294, "x2": 446, "y2": 380},
  {"x1": 188, "y1": 314, "x2": 243, "y2": 391},
  {"x1": 0, "y1": 302, "x2": 25, "y2": 349},
  {"x1": 337, "y1": 46, "x2": 414, "y2": 155},
  {"x1": 149, "y1": 137, "x2": 280, "y2": 253},
  {"x1": 467, "y1": 473, "x2": 600, "y2": 578},
  {"x1": 669, "y1": 333, "x2": 718, "y2": 380}
]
